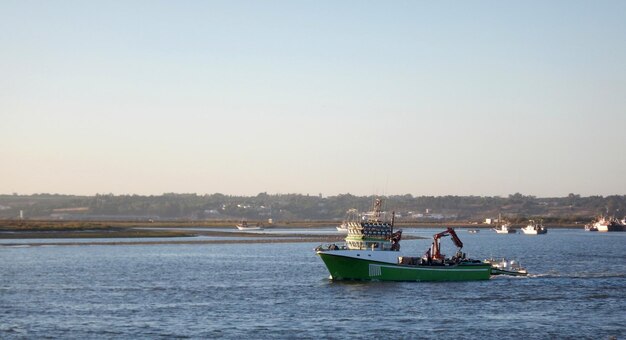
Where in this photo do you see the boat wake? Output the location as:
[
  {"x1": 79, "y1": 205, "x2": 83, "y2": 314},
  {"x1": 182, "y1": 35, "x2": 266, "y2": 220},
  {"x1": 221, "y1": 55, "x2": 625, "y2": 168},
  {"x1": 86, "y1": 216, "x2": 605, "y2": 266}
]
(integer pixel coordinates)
[
  {"x1": 529, "y1": 272, "x2": 626, "y2": 279},
  {"x1": 490, "y1": 274, "x2": 528, "y2": 279}
]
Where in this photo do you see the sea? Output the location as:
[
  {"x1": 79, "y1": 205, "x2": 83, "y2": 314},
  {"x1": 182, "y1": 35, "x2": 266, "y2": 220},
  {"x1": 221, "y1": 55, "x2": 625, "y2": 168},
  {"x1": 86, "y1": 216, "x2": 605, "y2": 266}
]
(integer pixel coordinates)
[{"x1": 1, "y1": 228, "x2": 624, "y2": 339}]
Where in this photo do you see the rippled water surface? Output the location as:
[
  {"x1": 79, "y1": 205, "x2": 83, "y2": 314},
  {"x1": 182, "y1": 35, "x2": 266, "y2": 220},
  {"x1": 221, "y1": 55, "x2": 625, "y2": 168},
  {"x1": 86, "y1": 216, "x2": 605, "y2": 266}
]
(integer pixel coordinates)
[{"x1": 1, "y1": 229, "x2": 624, "y2": 339}]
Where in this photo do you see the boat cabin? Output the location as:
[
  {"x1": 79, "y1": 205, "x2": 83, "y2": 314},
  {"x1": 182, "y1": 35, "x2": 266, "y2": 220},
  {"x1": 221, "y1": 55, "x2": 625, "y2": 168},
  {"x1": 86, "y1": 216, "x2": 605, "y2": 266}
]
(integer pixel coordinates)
[{"x1": 345, "y1": 221, "x2": 402, "y2": 251}]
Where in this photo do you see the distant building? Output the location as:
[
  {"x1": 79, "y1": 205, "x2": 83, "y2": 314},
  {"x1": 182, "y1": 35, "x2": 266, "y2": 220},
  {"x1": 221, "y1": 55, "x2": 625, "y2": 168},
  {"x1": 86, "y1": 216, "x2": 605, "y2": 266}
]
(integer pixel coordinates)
[
  {"x1": 410, "y1": 212, "x2": 448, "y2": 220},
  {"x1": 204, "y1": 209, "x2": 220, "y2": 216}
]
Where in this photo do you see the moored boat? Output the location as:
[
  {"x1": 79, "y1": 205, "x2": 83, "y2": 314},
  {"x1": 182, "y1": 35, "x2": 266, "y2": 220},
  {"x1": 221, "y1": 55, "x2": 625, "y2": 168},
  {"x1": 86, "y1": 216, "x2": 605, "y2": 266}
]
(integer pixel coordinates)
[
  {"x1": 520, "y1": 220, "x2": 547, "y2": 235},
  {"x1": 336, "y1": 223, "x2": 349, "y2": 233},
  {"x1": 492, "y1": 214, "x2": 516, "y2": 234},
  {"x1": 587, "y1": 216, "x2": 625, "y2": 232},
  {"x1": 336, "y1": 208, "x2": 359, "y2": 233},
  {"x1": 236, "y1": 220, "x2": 264, "y2": 231},
  {"x1": 584, "y1": 223, "x2": 598, "y2": 232},
  {"x1": 493, "y1": 222, "x2": 516, "y2": 234}
]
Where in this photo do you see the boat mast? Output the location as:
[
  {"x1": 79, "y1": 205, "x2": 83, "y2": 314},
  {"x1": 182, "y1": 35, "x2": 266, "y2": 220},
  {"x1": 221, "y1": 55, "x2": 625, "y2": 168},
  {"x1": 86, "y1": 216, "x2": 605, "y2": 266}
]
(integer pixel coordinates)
[{"x1": 373, "y1": 198, "x2": 382, "y2": 221}]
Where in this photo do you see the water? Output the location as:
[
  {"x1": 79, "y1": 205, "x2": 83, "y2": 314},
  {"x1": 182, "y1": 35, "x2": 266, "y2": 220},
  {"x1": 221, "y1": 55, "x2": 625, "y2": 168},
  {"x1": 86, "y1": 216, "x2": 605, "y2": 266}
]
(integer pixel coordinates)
[
  {"x1": 1, "y1": 229, "x2": 624, "y2": 339},
  {"x1": 0, "y1": 235, "x2": 233, "y2": 245},
  {"x1": 0, "y1": 227, "x2": 338, "y2": 245}
]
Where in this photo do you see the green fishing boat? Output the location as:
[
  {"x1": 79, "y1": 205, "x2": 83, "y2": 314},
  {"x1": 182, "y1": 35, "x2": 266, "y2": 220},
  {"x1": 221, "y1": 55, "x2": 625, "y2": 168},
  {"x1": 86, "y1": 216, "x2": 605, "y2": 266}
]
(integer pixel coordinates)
[{"x1": 316, "y1": 199, "x2": 521, "y2": 281}]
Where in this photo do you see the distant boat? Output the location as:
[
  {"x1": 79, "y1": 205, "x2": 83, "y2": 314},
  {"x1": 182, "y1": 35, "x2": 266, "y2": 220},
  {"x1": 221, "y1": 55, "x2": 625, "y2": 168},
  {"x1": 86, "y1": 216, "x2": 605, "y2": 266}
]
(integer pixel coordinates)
[
  {"x1": 584, "y1": 222, "x2": 598, "y2": 232},
  {"x1": 493, "y1": 214, "x2": 516, "y2": 234},
  {"x1": 236, "y1": 220, "x2": 263, "y2": 231},
  {"x1": 493, "y1": 222, "x2": 516, "y2": 234},
  {"x1": 336, "y1": 222, "x2": 349, "y2": 233},
  {"x1": 520, "y1": 220, "x2": 547, "y2": 235},
  {"x1": 337, "y1": 208, "x2": 359, "y2": 233},
  {"x1": 586, "y1": 216, "x2": 624, "y2": 232},
  {"x1": 468, "y1": 229, "x2": 480, "y2": 233}
]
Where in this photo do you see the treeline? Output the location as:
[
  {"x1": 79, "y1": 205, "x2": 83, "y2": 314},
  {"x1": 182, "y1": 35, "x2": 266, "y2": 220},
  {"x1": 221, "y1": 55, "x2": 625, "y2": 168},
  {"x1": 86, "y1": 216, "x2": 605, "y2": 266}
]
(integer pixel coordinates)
[{"x1": 0, "y1": 193, "x2": 624, "y2": 222}]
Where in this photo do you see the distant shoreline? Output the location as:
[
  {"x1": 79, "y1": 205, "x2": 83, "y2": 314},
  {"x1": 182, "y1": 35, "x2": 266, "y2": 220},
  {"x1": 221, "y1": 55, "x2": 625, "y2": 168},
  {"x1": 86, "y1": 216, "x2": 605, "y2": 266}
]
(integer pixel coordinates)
[
  {"x1": 0, "y1": 219, "x2": 582, "y2": 242},
  {"x1": 0, "y1": 236, "x2": 348, "y2": 247},
  {"x1": 0, "y1": 219, "x2": 583, "y2": 229}
]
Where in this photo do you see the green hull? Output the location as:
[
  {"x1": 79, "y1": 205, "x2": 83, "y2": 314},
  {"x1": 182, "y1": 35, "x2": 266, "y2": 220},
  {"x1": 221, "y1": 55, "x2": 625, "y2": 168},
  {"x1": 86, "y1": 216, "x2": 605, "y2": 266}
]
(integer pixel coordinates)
[{"x1": 318, "y1": 252, "x2": 492, "y2": 281}]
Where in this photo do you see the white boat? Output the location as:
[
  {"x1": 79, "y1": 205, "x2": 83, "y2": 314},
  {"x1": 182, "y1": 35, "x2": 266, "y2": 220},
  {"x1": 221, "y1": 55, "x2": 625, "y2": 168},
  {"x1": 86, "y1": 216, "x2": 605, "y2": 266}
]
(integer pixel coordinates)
[
  {"x1": 492, "y1": 214, "x2": 516, "y2": 234},
  {"x1": 520, "y1": 220, "x2": 547, "y2": 235},
  {"x1": 587, "y1": 216, "x2": 624, "y2": 232},
  {"x1": 336, "y1": 223, "x2": 349, "y2": 233},
  {"x1": 484, "y1": 258, "x2": 528, "y2": 276},
  {"x1": 493, "y1": 222, "x2": 516, "y2": 234},
  {"x1": 337, "y1": 208, "x2": 359, "y2": 233},
  {"x1": 236, "y1": 220, "x2": 263, "y2": 231}
]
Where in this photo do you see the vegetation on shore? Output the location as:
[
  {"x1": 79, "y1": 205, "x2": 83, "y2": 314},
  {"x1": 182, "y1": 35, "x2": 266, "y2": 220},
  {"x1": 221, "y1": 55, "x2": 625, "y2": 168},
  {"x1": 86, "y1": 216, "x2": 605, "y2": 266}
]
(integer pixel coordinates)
[
  {"x1": 1, "y1": 193, "x2": 624, "y2": 223},
  {"x1": 0, "y1": 220, "x2": 195, "y2": 239}
]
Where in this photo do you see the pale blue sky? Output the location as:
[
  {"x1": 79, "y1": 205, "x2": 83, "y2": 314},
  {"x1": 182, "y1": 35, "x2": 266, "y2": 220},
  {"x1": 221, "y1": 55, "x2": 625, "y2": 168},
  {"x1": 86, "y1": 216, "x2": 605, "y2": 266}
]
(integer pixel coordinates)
[{"x1": 1, "y1": 1, "x2": 625, "y2": 197}]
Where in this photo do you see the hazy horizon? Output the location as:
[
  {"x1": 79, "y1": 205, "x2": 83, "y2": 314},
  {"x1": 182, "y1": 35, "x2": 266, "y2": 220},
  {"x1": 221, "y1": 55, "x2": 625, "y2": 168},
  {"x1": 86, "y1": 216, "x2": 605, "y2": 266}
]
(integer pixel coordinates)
[
  {"x1": 2, "y1": 1, "x2": 625, "y2": 197},
  {"x1": 1, "y1": 191, "x2": 622, "y2": 199}
]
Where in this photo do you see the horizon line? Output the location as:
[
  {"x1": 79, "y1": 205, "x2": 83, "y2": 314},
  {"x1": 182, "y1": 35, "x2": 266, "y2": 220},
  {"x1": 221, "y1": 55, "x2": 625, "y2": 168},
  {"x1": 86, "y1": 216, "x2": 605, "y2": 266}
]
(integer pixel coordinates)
[{"x1": 2, "y1": 192, "x2": 624, "y2": 199}]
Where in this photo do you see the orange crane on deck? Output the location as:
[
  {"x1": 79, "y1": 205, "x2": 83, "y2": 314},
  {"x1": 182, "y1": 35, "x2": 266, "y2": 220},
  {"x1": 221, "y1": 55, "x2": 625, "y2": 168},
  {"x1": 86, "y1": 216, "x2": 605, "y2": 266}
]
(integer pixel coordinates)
[{"x1": 429, "y1": 227, "x2": 464, "y2": 261}]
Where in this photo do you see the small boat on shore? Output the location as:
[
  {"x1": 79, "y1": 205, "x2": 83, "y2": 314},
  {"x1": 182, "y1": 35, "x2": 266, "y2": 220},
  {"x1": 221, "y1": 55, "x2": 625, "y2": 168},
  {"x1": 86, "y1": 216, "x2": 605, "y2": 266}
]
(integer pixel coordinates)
[
  {"x1": 316, "y1": 200, "x2": 527, "y2": 281},
  {"x1": 521, "y1": 220, "x2": 547, "y2": 235},
  {"x1": 236, "y1": 220, "x2": 263, "y2": 231}
]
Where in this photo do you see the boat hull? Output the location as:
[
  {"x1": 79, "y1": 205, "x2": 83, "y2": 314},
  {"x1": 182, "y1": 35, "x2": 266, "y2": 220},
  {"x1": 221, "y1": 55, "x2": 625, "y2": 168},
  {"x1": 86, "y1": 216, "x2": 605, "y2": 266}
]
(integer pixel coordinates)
[
  {"x1": 317, "y1": 251, "x2": 492, "y2": 281},
  {"x1": 491, "y1": 268, "x2": 528, "y2": 276},
  {"x1": 520, "y1": 229, "x2": 547, "y2": 235},
  {"x1": 596, "y1": 225, "x2": 624, "y2": 232},
  {"x1": 236, "y1": 226, "x2": 263, "y2": 231},
  {"x1": 494, "y1": 229, "x2": 516, "y2": 234}
]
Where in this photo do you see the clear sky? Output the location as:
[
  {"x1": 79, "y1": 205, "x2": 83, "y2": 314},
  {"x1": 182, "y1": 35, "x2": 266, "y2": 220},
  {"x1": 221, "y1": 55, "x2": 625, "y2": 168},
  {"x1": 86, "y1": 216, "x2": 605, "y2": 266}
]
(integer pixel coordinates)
[{"x1": 1, "y1": 1, "x2": 625, "y2": 197}]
